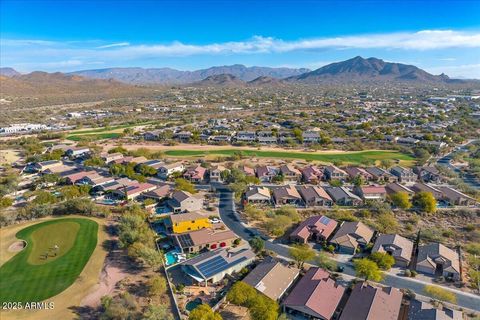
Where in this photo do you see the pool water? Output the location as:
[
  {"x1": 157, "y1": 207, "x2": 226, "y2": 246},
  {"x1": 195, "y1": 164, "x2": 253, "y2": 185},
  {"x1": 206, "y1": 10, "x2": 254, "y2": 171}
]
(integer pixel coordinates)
[
  {"x1": 155, "y1": 206, "x2": 171, "y2": 214},
  {"x1": 185, "y1": 298, "x2": 203, "y2": 312},
  {"x1": 164, "y1": 249, "x2": 180, "y2": 266}
]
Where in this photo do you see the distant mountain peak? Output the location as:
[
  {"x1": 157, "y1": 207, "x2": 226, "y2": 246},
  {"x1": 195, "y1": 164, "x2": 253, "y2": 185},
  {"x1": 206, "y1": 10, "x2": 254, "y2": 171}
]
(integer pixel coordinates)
[
  {"x1": 0, "y1": 67, "x2": 21, "y2": 77},
  {"x1": 288, "y1": 56, "x2": 452, "y2": 84}
]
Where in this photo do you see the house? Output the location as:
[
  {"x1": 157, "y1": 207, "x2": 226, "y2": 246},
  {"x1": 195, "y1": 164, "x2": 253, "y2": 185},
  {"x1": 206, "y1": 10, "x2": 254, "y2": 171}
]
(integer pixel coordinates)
[
  {"x1": 290, "y1": 215, "x2": 338, "y2": 244},
  {"x1": 101, "y1": 152, "x2": 124, "y2": 164},
  {"x1": 354, "y1": 185, "x2": 387, "y2": 202},
  {"x1": 65, "y1": 146, "x2": 90, "y2": 158},
  {"x1": 157, "y1": 162, "x2": 184, "y2": 179},
  {"x1": 167, "y1": 190, "x2": 203, "y2": 213},
  {"x1": 64, "y1": 170, "x2": 96, "y2": 184},
  {"x1": 244, "y1": 186, "x2": 271, "y2": 204},
  {"x1": 235, "y1": 131, "x2": 256, "y2": 142},
  {"x1": 414, "y1": 166, "x2": 443, "y2": 183},
  {"x1": 182, "y1": 246, "x2": 255, "y2": 285},
  {"x1": 365, "y1": 167, "x2": 397, "y2": 183},
  {"x1": 272, "y1": 185, "x2": 303, "y2": 206},
  {"x1": 168, "y1": 212, "x2": 211, "y2": 234},
  {"x1": 408, "y1": 299, "x2": 463, "y2": 320},
  {"x1": 175, "y1": 131, "x2": 192, "y2": 141},
  {"x1": 339, "y1": 282, "x2": 402, "y2": 320},
  {"x1": 371, "y1": 234, "x2": 413, "y2": 267},
  {"x1": 390, "y1": 166, "x2": 417, "y2": 183},
  {"x1": 301, "y1": 165, "x2": 324, "y2": 184},
  {"x1": 297, "y1": 186, "x2": 333, "y2": 207},
  {"x1": 112, "y1": 182, "x2": 157, "y2": 200},
  {"x1": 143, "y1": 130, "x2": 162, "y2": 141},
  {"x1": 240, "y1": 165, "x2": 255, "y2": 177},
  {"x1": 330, "y1": 221, "x2": 374, "y2": 254},
  {"x1": 325, "y1": 187, "x2": 362, "y2": 206},
  {"x1": 438, "y1": 186, "x2": 477, "y2": 206},
  {"x1": 302, "y1": 131, "x2": 320, "y2": 144},
  {"x1": 33, "y1": 160, "x2": 62, "y2": 172},
  {"x1": 43, "y1": 164, "x2": 81, "y2": 177},
  {"x1": 141, "y1": 184, "x2": 172, "y2": 201},
  {"x1": 256, "y1": 165, "x2": 279, "y2": 183},
  {"x1": 385, "y1": 182, "x2": 414, "y2": 197},
  {"x1": 283, "y1": 267, "x2": 345, "y2": 320},
  {"x1": 416, "y1": 243, "x2": 460, "y2": 280},
  {"x1": 258, "y1": 136, "x2": 278, "y2": 145},
  {"x1": 209, "y1": 164, "x2": 227, "y2": 182},
  {"x1": 411, "y1": 183, "x2": 443, "y2": 200},
  {"x1": 78, "y1": 173, "x2": 116, "y2": 188},
  {"x1": 183, "y1": 165, "x2": 207, "y2": 183},
  {"x1": 397, "y1": 137, "x2": 420, "y2": 145},
  {"x1": 174, "y1": 227, "x2": 237, "y2": 253},
  {"x1": 345, "y1": 167, "x2": 373, "y2": 181},
  {"x1": 243, "y1": 257, "x2": 300, "y2": 301},
  {"x1": 141, "y1": 159, "x2": 164, "y2": 171},
  {"x1": 324, "y1": 165, "x2": 348, "y2": 181},
  {"x1": 280, "y1": 164, "x2": 302, "y2": 182}
]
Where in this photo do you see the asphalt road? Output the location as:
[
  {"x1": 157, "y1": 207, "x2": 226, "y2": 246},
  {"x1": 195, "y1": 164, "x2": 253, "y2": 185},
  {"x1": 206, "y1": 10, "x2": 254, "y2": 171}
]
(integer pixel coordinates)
[
  {"x1": 216, "y1": 187, "x2": 480, "y2": 312},
  {"x1": 436, "y1": 140, "x2": 480, "y2": 189}
]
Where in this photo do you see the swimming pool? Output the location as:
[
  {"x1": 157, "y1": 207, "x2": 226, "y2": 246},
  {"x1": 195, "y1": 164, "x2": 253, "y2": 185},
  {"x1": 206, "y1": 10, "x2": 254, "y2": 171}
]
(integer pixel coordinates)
[
  {"x1": 164, "y1": 249, "x2": 181, "y2": 266},
  {"x1": 185, "y1": 298, "x2": 202, "y2": 312},
  {"x1": 155, "y1": 205, "x2": 171, "y2": 214}
]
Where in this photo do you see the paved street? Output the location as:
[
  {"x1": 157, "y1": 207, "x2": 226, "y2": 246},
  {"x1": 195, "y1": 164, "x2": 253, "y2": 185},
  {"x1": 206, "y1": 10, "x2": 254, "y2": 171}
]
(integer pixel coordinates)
[{"x1": 216, "y1": 187, "x2": 480, "y2": 312}]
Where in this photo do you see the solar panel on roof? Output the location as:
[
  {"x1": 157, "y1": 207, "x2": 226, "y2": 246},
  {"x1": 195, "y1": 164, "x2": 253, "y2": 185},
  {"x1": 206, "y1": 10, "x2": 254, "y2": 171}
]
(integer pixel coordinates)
[
  {"x1": 319, "y1": 216, "x2": 331, "y2": 224},
  {"x1": 177, "y1": 234, "x2": 194, "y2": 248},
  {"x1": 197, "y1": 256, "x2": 248, "y2": 278}
]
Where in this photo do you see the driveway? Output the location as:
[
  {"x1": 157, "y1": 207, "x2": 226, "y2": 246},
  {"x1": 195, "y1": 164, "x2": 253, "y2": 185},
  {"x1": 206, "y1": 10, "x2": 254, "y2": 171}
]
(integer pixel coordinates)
[{"x1": 217, "y1": 187, "x2": 480, "y2": 312}]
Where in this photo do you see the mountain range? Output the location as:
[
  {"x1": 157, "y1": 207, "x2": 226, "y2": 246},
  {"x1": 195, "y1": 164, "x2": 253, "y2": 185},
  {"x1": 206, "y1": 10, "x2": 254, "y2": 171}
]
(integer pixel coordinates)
[
  {"x1": 1, "y1": 57, "x2": 477, "y2": 90},
  {"x1": 67, "y1": 64, "x2": 310, "y2": 84}
]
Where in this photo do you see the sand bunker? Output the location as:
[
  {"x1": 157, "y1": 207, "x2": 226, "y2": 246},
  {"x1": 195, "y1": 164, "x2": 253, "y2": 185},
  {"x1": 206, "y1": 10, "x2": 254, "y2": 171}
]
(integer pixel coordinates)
[{"x1": 8, "y1": 240, "x2": 27, "y2": 252}]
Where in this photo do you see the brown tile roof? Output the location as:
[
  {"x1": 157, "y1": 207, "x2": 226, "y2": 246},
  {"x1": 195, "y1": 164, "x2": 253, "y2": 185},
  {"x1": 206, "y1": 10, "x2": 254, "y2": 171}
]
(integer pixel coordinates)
[
  {"x1": 372, "y1": 234, "x2": 413, "y2": 263},
  {"x1": 243, "y1": 257, "x2": 300, "y2": 301},
  {"x1": 331, "y1": 221, "x2": 374, "y2": 246},
  {"x1": 290, "y1": 215, "x2": 338, "y2": 241},
  {"x1": 283, "y1": 267, "x2": 345, "y2": 320},
  {"x1": 339, "y1": 282, "x2": 402, "y2": 320}
]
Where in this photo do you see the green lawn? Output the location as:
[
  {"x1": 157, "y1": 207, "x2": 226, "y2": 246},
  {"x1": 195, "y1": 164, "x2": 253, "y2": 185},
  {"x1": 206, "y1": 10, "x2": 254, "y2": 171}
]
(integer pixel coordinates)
[
  {"x1": 164, "y1": 149, "x2": 415, "y2": 165},
  {"x1": 0, "y1": 218, "x2": 98, "y2": 303},
  {"x1": 66, "y1": 132, "x2": 121, "y2": 141}
]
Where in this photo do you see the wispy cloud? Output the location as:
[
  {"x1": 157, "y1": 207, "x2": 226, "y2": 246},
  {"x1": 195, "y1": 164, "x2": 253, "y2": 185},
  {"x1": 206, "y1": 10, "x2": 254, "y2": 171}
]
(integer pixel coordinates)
[
  {"x1": 1, "y1": 29, "x2": 479, "y2": 75},
  {"x1": 96, "y1": 42, "x2": 130, "y2": 49}
]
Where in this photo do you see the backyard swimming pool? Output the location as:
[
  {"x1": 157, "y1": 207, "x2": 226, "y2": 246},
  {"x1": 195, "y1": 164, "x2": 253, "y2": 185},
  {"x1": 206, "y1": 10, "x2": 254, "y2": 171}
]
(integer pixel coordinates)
[{"x1": 185, "y1": 298, "x2": 202, "y2": 312}]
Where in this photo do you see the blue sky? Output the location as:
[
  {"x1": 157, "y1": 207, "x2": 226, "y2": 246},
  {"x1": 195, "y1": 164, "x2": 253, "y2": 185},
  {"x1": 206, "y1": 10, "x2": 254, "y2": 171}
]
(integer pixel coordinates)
[{"x1": 1, "y1": 0, "x2": 480, "y2": 78}]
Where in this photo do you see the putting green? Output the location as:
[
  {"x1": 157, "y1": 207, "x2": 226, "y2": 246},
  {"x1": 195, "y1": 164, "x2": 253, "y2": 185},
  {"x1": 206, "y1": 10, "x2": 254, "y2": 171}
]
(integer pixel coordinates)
[{"x1": 0, "y1": 218, "x2": 98, "y2": 303}]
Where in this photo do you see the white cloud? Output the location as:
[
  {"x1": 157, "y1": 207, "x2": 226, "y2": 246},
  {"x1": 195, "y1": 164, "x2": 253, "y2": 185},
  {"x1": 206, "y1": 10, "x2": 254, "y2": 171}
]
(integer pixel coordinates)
[
  {"x1": 96, "y1": 42, "x2": 130, "y2": 49},
  {"x1": 426, "y1": 63, "x2": 480, "y2": 79}
]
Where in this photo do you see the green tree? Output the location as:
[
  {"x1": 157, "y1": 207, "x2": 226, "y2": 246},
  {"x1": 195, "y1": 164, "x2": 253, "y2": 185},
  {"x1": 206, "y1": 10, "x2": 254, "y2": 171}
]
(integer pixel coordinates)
[
  {"x1": 390, "y1": 192, "x2": 412, "y2": 209},
  {"x1": 59, "y1": 185, "x2": 81, "y2": 200},
  {"x1": 289, "y1": 243, "x2": 316, "y2": 269},
  {"x1": 84, "y1": 157, "x2": 105, "y2": 167},
  {"x1": 109, "y1": 163, "x2": 125, "y2": 176},
  {"x1": 264, "y1": 215, "x2": 292, "y2": 237},
  {"x1": 137, "y1": 164, "x2": 157, "y2": 176},
  {"x1": 32, "y1": 190, "x2": 57, "y2": 205},
  {"x1": 353, "y1": 258, "x2": 383, "y2": 281},
  {"x1": 369, "y1": 252, "x2": 395, "y2": 270},
  {"x1": 174, "y1": 178, "x2": 197, "y2": 194},
  {"x1": 316, "y1": 252, "x2": 337, "y2": 271},
  {"x1": 249, "y1": 236, "x2": 265, "y2": 253},
  {"x1": 424, "y1": 285, "x2": 457, "y2": 303},
  {"x1": 0, "y1": 197, "x2": 13, "y2": 208},
  {"x1": 375, "y1": 213, "x2": 399, "y2": 233},
  {"x1": 144, "y1": 304, "x2": 173, "y2": 320},
  {"x1": 413, "y1": 192, "x2": 437, "y2": 214},
  {"x1": 148, "y1": 275, "x2": 167, "y2": 297},
  {"x1": 275, "y1": 206, "x2": 300, "y2": 222},
  {"x1": 189, "y1": 304, "x2": 222, "y2": 320},
  {"x1": 244, "y1": 205, "x2": 266, "y2": 220}
]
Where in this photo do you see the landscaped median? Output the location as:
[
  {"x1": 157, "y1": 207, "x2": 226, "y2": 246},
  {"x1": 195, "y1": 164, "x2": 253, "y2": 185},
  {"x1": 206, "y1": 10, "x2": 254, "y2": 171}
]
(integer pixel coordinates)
[
  {"x1": 0, "y1": 218, "x2": 98, "y2": 303},
  {"x1": 163, "y1": 149, "x2": 415, "y2": 165}
]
